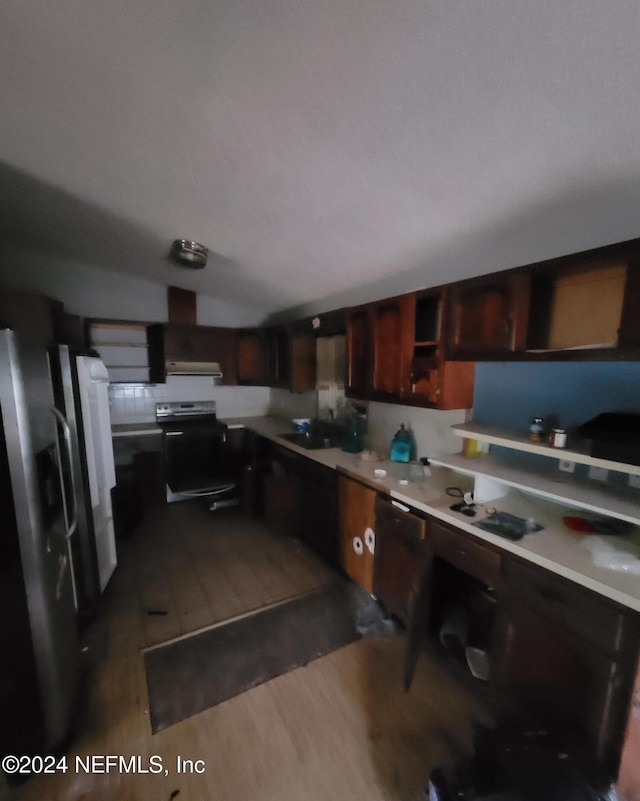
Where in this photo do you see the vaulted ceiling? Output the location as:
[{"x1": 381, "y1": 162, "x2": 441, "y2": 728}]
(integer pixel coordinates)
[{"x1": 2, "y1": 1, "x2": 640, "y2": 316}]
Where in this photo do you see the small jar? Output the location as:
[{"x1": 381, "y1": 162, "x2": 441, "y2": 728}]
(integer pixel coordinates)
[
  {"x1": 529, "y1": 417, "x2": 545, "y2": 443},
  {"x1": 549, "y1": 428, "x2": 567, "y2": 448}
]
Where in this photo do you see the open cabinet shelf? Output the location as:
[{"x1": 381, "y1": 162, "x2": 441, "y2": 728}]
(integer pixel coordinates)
[
  {"x1": 451, "y1": 422, "x2": 640, "y2": 477},
  {"x1": 429, "y1": 451, "x2": 640, "y2": 526}
]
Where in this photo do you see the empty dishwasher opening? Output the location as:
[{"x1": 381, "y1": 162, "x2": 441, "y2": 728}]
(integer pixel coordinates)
[{"x1": 428, "y1": 558, "x2": 497, "y2": 682}]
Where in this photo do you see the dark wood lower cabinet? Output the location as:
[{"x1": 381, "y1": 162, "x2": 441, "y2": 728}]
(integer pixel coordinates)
[
  {"x1": 373, "y1": 496, "x2": 428, "y2": 627},
  {"x1": 262, "y1": 441, "x2": 338, "y2": 563},
  {"x1": 405, "y1": 517, "x2": 502, "y2": 697},
  {"x1": 299, "y1": 465, "x2": 338, "y2": 563},
  {"x1": 618, "y1": 659, "x2": 640, "y2": 800},
  {"x1": 338, "y1": 475, "x2": 376, "y2": 593},
  {"x1": 259, "y1": 447, "x2": 640, "y2": 783},
  {"x1": 400, "y1": 515, "x2": 640, "y2": 781},
  {"x1": 495, "y1": 556, "x2": 640, "y2": 778}
]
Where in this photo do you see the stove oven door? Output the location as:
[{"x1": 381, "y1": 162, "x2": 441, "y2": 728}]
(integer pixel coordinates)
[{"x1": 161, "y1": 421, "x2": 237, "y2": 500}]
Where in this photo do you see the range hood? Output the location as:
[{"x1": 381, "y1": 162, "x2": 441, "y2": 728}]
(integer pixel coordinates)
[{"x1": 166, "y1": 361, "x2": 223, "y2": 378}]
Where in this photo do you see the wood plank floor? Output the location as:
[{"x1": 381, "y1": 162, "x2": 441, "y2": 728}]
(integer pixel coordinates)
[{"x1": 6, "y1": 502, "x2": 489, "y2": 801}]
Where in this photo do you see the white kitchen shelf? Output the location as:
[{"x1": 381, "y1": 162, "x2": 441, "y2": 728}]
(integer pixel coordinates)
[
  {"x1": 89, "y1": 321, "x2": 152, "y2": 384},
  {"x1": 452, "y1": 422, "x2": 640, "y2": 477},
  {"x1": 430, "y1": 452, "x2": 640, "y2": 526}
]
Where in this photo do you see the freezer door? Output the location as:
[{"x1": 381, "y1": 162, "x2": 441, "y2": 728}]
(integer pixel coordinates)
[
  {"x1": 0, "y1": 328, "x2": 79, "y2": 752},
  {"x1": 76, "y1": 355, "x2": 117, "y2": 591}
]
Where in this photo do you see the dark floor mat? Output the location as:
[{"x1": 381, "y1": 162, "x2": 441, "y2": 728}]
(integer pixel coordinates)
[{"x1": 144, "y1": 581, "x2": 367, "y2": 732}]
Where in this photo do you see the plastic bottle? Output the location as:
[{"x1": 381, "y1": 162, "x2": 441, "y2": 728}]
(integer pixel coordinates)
[
  {"x1": 390, "y1": 424, "x2": 412, "y2": 463},
  {"x1": 341, "y1": 413, "x2": 365, "y2": 453}
]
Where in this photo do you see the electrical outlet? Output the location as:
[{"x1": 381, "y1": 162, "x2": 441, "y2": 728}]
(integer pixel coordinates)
[
  {"x1": 558, "y1": 460, "x2": 575, "y2": 473},
  {"x1": 629, "y1": 474, "x2": 640, "y2": 489},
  {"x1": 588, "y1": 466, "x2": 609, "y2": 482}
]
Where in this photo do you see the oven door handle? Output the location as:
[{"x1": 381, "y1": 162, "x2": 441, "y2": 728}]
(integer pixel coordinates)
[{"x1": 178, "y1": 484, "x2": 237, "y2": 497}]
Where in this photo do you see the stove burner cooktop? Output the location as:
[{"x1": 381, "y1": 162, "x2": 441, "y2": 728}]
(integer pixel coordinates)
[{"x1": 155, "y1": 401, "x2": 217, "y2": 423}]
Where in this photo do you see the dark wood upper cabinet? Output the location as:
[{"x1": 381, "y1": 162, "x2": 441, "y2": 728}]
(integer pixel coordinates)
[
  {"x1": 445, "y1": 272, "x2": 531, "y2": 359},
  {"x1": 290, "y1": 333, "x2": 316, "y2": 391},
  {"x1": 236, "y1": 329, "x2": 267, "y2": 385},
  {"x1": 345, "y1": 305, "x2": 371, "y2": 398},
  {"x1": 346, "y1": 292, "x2": 475, "y2": 409},
  {"x1": 404, "y1": 288, "x2": 475, "y2": 410},
  {"x1": 235, "y1": 326, "x2": 315, "y2": 389},
  {"x1": 444, "y1": 237, "x2": 640, "y2": 361},
  {"x1": 526, "y1": 248, "x2": 640, "y2": 357},
  {"x1": 619, "y1": 257, "x2": 640, "y2": 349},
  {"x1": 148, "y1": 324, "x2": 237, "y2": 384},
  {"x1": 370, "y1": 294, "x2": 413, "y2": 400},
  {"x1": 265, "y1": 327, "x2": 290, "y2": 388},
  {"x1": 345, "y1": 295, "x2": 413, "y2": 402}
]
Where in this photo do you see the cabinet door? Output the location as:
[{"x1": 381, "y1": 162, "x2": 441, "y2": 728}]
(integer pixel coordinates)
[
  {"x1": 265, "y1": 328, "x2": 290, "y2": 388},
  {"x1": 210, "y1": 328, "x2": 237, "y2": 384},
  {"x1": 338, "y1": 475, "x2": 376, "y2": 592},
  {"x1": 264, "y1": 473, "x2": 302, "y2": 539},
  {"x1": 374, "y1": 497, "x2": 428, "y2": 626},
  {"x1": 618, "y1": 658, "x2": 640, "y2": 801},
  {"x1": 236, "y1": 329, "x2": 267, "y2": 385},
  {"x1": 371, "y1": 294, "x2": 413, "y2": 400},
  {"x1": 445, "y1": 273, "x2": 530, "y2": 358},
  {"x1": 404, "y1": 516, "x2": 503, "y2": 693},
  {"x1": 499, "y1": 557, "x2": 640, "y2": 776},
  {"x1": 345, "y1": 306, "x2": 371, "y2": 398},
  {"x1": 496, "y1": 603, "x2": 630, "y2": 775},
  {"x1": 300, "y1": 470, "x2": 338, "y2": 563},
  {"x1": 290, "y1": 334, "x2": 316, "y2": 391},
  {"x1": 618, "y1": 258, "x2": 640, "y2": 349},
  {"x1": 407, "y1": 359, "x2": 475, "y2": 410}
]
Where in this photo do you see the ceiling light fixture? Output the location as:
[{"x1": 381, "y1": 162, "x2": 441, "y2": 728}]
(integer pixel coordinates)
[{"x1": 171, "y1": 239, "x2": 208, "y2": 268}]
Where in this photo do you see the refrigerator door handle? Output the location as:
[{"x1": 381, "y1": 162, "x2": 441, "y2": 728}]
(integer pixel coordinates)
[{"x1": 50, "y1": 406, "x2": 78, "y2": 540}]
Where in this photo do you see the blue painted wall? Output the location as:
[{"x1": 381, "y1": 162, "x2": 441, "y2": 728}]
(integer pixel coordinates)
[
  {"x1": 472, "y1": 362, "x2": 640, "y2": 480},
  {"x1": 472, "y1": 362, "x2": 640, "y2": 433}
]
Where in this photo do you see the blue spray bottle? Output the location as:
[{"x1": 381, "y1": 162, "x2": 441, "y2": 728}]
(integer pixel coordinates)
[{"x1": 390, "y1": 424, "x2": 412, "y2": 463}]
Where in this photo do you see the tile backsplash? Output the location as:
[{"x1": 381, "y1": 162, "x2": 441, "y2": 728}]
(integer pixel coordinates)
[
  {"x1": 108, "y1": 377, "x2": 271, "y2": 423},
  {"x1": 268, "y1": 388, "x2": 318, "y2": 421},
  {"x1": 366, "y1": 401, "x2": 467, "y2": 461},
  {"x1": 108, "y1": 380, "x2": 469, "y2": 463}
]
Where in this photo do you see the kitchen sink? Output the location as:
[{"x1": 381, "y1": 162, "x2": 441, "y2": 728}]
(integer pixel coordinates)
[{"x1": 278, "y1": 430, "x2": 342, "y2": 450}]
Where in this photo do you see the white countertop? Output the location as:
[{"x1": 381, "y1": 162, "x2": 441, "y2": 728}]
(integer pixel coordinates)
[
  {"x1": 111, "y1": 422, "x2": 162, "y2": 437},
  {"x1": 222, "y1": 415, "x2": 640, "y2": 613}
]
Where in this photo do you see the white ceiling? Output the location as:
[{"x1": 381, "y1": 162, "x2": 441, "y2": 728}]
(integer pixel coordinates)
[{"x1": 2, "y1": 0, "x2": 640, "y2": 316}]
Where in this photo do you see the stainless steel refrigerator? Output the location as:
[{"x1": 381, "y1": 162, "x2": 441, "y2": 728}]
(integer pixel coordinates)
[{"x1": 0, "y1": 325, "x2": 80, "y2": 756}]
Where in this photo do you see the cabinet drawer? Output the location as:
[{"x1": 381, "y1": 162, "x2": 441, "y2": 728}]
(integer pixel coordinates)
[
  {"x1": 429, "y1": 520, "x2": 501, "y2": 588},
  {"x1": 375, "y1": 497, "x2": 426, "y2": 546},
  {"x1": 505, "y1": 558, "x2": 637, "y2": 657}
]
